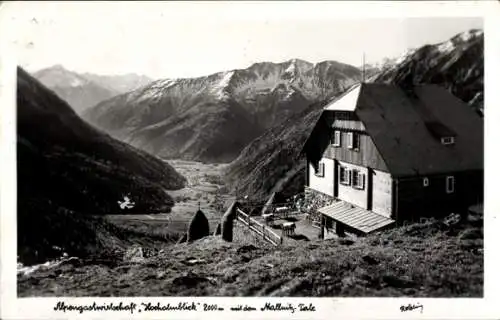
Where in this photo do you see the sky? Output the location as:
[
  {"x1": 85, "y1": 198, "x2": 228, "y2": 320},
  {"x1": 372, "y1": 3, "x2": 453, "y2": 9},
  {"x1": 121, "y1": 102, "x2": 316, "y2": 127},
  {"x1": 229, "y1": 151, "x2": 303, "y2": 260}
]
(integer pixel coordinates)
[{"x1": 1, "y1": 2, "x2": 484, "y2": 80}]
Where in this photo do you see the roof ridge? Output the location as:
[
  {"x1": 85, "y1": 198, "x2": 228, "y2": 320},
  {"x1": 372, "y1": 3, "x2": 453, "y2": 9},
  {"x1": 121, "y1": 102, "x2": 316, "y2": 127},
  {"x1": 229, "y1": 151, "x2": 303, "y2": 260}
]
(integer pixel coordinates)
[
  {"x1": 323, "y1": 82, "x2": 362, "y2": 110},
  {"x1": 353, "y1": 85, "x2": 392, "y2": 172}
]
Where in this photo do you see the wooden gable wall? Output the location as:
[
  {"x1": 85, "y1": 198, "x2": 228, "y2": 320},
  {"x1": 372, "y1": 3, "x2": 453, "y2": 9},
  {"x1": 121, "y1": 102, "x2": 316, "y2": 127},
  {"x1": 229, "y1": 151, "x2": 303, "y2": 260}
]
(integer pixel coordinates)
[{"x1": 321, "y1": 111, "x2": 389, "y2": 173}]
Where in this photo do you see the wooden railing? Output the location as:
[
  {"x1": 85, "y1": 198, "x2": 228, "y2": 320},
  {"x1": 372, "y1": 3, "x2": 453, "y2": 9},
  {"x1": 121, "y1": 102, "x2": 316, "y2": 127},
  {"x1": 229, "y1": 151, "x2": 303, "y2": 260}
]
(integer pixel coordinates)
[
  {"x1": 236, "y1": 208, "x2": 283, "y2": 246},
  {"x1": 264, "y1": 202, "x2": 303, "y2": 219}
]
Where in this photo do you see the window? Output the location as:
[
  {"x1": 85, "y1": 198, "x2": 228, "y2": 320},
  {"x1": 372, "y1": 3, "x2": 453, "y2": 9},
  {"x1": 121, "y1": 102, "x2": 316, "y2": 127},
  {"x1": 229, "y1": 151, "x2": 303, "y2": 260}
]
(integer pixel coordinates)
[
  {"x1": 352, "y1": 170, "x2": 366, "y2": 190},
  {"x1": 441, "y1": 136, "x2": 455, "y2": 145},
  {"x1": 347, "y1": 132, "x2": 359, "y2": 149},
  {"x1": 423, "y1": 177, "x2": 429, "y2": 187},
  {"x1": 332, "y1": 130, "x2": 341, "y2": 147},
  {"x1": 446, "y1": 176, "x2": 455, "y2": 193},
  {"x1": 336, "y1": 112, "x2": 349, "y2": 120},
  {"x1": 339, "y1": 166, "x2": 351, "y2": 185},
  {"x1": 315, "y1": 162, "x2": 325, "y2": 177}
]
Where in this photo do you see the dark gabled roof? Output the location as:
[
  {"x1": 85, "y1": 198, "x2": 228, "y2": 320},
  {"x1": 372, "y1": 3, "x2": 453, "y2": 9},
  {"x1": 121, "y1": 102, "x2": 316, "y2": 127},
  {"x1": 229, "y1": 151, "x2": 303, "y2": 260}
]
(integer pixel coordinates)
[
  {"x1": 299, "y1": 84, "x2": 360, "y2": 156},
  {"x1": 303, "y1": 83, "x2": 483, "y2": 177},
  {"x1": 355, "y1": 83, "x2": 483, "y2": 176},
  {"x1": 424, "y1": 121, "x2": 456, "y2": 140}
]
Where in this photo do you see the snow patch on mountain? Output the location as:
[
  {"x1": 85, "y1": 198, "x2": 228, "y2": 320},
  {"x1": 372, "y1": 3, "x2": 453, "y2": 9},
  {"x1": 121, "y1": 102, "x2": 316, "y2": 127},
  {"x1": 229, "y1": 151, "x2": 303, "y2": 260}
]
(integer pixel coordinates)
[
  {"x1": 70, "y1": 78, "x2": 85, "y2": 87},
  {"x1": 284, "y1": 88, "x2": 297, "y2": 101},
  {"x1": 437, "y1": 29, "x2": 483, "y2": 54},
  {"x1": 283, "y1": 61, "x2": 297, "y2": 82},
  {"x1": 136, "y1": 79, "x2": 179, "y2": 101},
  {"x1": 285, "y1": 61, "x2": 296, "y2": 74},
  {"x1": 211, "y1": 71, "x2": 235, "y2": 100},
  {"x1": 362, "y1": 48, "x2": 418, "y2": 82},
  {"x1": 155, "y1": 79, "x2": 179, "y2": 90},
  {"x1": 437, "y1": 41, "x2": 456, "y2": 54},
  {"x1": 459, "y1": 29, "x2": 483, "y2": 42}
]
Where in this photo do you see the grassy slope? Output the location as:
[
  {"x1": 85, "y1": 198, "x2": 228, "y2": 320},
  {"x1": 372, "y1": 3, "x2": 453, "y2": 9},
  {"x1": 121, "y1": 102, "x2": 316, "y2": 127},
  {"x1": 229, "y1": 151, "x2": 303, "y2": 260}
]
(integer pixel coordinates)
[
  {"x1": 225, "y1": 100, "x2": 327, "y2": 202},
  {"x1": 18, "y1": 215, "x2": 482, "y2": 297},
  {"x1": 17, "y1": 67, "x2": 186, "y2": 264}
]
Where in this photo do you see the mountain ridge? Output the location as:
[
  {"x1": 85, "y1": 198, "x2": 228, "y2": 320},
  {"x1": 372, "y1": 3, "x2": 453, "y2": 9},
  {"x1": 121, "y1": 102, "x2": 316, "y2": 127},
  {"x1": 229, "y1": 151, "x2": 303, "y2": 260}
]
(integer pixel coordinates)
[
  {"x1": 375, "y1": 29, "x2": 483, "y2": 114},
  {"x1": 17, "y1": 67, "x2": 185, "y2": 264},
  {"x1": 33, "y1": 65, "x2": 154, "y2": 114},
  {"x1": 83, "y1": 58, "x2": 362, "y2": 163}
]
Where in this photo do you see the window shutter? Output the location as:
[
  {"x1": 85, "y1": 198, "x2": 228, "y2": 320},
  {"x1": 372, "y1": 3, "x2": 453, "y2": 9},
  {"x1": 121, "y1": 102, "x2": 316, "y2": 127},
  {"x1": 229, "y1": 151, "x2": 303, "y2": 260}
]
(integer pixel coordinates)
[
  {"x1": 347, "y1": 169, "x2": 351, "y2": 185},
  {"x1": 352, "y1": 170, "x2": 358, "y2": 187},
  {"x1": 315, "y1": 162, "x2": 325, "y2": 177},
  {"x1": 446, "y1": 176, "x2": 455, "y2": 193},
  {"x1": 347, "y1": 132, "x2": 353, "y2": 149},
  {"x1": 333, "y1": 130, "x2": 341, "y2": 147},
  {"x1": 351, "y1": 171, "x2": 365, "y2": 190}
]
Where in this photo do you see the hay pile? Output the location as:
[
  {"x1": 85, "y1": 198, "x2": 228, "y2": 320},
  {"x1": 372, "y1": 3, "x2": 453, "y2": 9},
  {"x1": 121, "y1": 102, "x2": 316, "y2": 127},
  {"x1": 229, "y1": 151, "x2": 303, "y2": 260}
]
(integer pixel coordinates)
[{"x1": 187, "y1": 210, "x2": 210, "y2": 242}]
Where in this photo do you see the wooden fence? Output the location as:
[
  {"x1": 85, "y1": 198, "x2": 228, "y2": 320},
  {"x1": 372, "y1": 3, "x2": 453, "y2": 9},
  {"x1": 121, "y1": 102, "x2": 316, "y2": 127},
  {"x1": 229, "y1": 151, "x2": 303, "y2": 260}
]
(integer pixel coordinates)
[
  {"x1": 261, "y1": 202, "x2": 303, "y2": 219},
  {"x1": 236, "y1": 208, "x2": 283, "y2": 246}
]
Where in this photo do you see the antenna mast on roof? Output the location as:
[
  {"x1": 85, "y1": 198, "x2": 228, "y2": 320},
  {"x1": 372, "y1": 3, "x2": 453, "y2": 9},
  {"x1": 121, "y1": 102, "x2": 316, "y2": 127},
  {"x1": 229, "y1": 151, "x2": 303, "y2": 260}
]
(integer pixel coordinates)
[{"x1": 362, "y1": 52, "x2": 366, "y2": 83}]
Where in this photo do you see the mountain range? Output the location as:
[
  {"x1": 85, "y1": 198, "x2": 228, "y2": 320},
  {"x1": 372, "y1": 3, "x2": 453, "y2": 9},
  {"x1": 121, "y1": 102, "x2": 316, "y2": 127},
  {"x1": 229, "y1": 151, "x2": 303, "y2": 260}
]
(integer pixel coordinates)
[
  {"x1": 33, "y1": 65, "x2": 153, "y2": 114},
  {"x1": 225, "y1": 29, "x2": 484, "y2": 202},
  {"x1": 376, "y1": 29, "x2": 484, "y2": 115},
  {"x1": 83, "y1": 59, "x2": 362, "y2": 163},
  {"x1": 17, "y1": 67, "x2": 185, "y2": 264}
]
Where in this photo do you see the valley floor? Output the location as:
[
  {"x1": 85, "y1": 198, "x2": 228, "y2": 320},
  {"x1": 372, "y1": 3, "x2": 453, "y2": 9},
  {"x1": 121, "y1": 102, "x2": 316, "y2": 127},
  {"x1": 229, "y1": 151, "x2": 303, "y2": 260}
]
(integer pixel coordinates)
[{"x1": 104, "y1": 160, "x2": 235, "y2": 242}]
